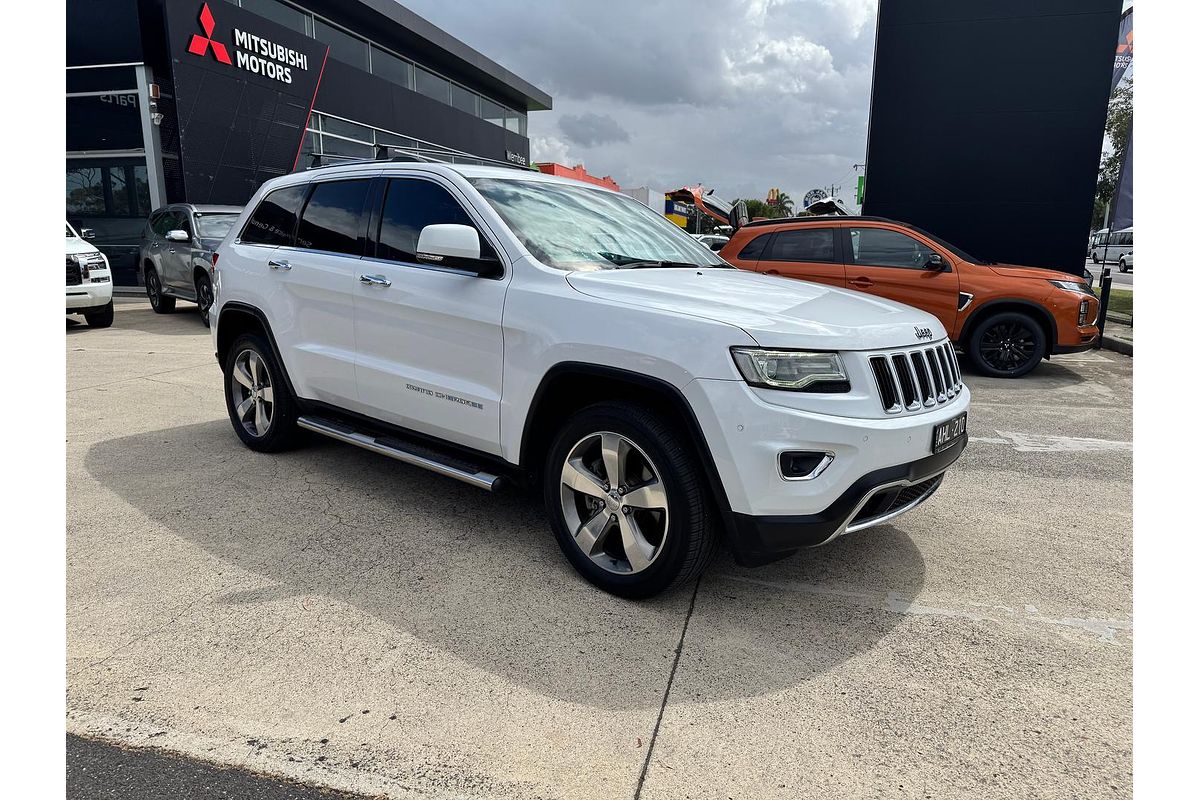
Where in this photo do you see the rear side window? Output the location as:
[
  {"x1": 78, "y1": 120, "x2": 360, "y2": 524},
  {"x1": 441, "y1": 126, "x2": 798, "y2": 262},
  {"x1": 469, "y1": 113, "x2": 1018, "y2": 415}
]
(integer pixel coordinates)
[
  {"x1": 736, "y1": 233, "x2": 772, "y2": 261},
  {"x1": 241, "y1": 185, "x2": 308, "y2": 246},
  {"x1": 295, "y1": 180, "x2": 372, "y2": 255},
  {"x1": 375, "y1": 178, "x2": 496, "y2": 263},
  {"x1": 764, "y1": 228, "x2": 836, "y2": 263}
]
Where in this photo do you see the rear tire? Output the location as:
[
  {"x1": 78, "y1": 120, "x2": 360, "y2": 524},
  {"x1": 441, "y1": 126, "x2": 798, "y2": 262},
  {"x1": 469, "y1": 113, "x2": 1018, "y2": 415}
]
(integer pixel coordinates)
[
  {"x1": 966, "y1": 311, "x2": 1046, "y2": 379},
  {"x1": 1118, "y1": 258, "x2": 1128, "y2": 273},
  {"x1": 196, "y1": 272, "x2": 214, "y2": 327},
  {"x1": 146, "y1": 268, "x2": 175, "y2": 313},
  {"x1": 84, "y1": 301, "x2": 114, "y2": 328},
  {"x1": 223, "y1": 333, "x2": 302, "y2": 452},
  {"x1": 544, "y1": 402, "x2": 718, "y2": 598}
]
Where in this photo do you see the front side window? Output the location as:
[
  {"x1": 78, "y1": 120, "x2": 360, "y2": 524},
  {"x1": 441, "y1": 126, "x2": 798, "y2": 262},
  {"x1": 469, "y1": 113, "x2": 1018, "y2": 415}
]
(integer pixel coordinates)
[
  {"x1": 376, "y1": 179, "x2": 494, "y2": 264},
  {"x1": 150, "y1": 211, "x2": 173, "y2": 237},
  {"x1": 241, "y1": 185, "x2": 308, "y2": 246},
  {"x1": 764, "y1": 228, "x2": 836, "y2": 263},
  {"x1": 295, "y1": 180, "x2": 371, "y2": 254},
  {"x1": 469, "y1": 178, "x2": 725, "y2": 271},
  {"x1": 848, "y1": 227, "x2": 936, "y2": 270}
]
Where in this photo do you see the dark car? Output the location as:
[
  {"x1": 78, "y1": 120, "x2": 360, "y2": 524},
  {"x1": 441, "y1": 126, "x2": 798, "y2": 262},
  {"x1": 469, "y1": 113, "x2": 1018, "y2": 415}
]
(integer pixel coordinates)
[{"x1": 139, "y1": 204, "x2": 242, "y2": 326}]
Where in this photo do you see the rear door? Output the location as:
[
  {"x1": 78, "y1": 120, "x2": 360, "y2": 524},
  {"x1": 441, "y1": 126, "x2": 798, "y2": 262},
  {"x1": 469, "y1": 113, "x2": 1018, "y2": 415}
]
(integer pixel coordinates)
[
  {"x1": 841, "y1": 225, "x2": 960, "y2": 333},
  {"x1": 353, "y1": 175, "x2": 507, "y2": 455},
  {"x1": 755, "y1": 225, "x2": 846, "y2": 288}
]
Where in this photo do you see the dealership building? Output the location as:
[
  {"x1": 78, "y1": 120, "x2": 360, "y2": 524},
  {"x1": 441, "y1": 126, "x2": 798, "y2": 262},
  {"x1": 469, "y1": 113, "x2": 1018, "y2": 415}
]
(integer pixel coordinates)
[{"x1": 66, "y1": 0, "x2": 552, "y2": 286}]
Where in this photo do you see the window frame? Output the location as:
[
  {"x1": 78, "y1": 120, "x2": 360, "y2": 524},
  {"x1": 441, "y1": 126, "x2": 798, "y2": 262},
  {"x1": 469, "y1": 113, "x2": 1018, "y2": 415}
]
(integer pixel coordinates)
[
  {"x1": 364, "y1": 175, "x2": 506, "y2": 280},
  {"x1": 841, "y1": 225, "x2": 948, "y2": 271},
  {"x1": 760, "y1": 226, "x2": 841, "y2": 264}
]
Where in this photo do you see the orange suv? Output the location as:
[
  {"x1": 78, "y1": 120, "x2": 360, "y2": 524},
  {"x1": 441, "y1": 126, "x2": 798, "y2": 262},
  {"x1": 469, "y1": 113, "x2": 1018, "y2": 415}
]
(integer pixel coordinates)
[{"x1": 721, "y1": 216, "x2": 1100, "y2": 378}]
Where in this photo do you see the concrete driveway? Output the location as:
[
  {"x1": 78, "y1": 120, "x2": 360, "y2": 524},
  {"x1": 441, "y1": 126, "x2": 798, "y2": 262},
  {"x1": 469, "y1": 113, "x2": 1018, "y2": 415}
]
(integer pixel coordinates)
[{"x1": 67, "y1": 301, "x2": 1132, "y2": 799}]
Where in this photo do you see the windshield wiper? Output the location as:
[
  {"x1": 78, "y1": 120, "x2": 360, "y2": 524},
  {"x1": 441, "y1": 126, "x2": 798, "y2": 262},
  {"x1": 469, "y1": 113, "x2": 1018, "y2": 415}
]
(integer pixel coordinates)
[{"x1": 597, "y1": 251, "x2": 714, "y2": 269}]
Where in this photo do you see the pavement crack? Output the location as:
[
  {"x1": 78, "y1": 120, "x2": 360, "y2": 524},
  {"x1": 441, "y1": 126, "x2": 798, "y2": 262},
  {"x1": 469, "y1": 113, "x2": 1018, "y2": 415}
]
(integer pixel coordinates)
[{"x1": 633, "y1": 576, "x2": 701, "y2": 800}]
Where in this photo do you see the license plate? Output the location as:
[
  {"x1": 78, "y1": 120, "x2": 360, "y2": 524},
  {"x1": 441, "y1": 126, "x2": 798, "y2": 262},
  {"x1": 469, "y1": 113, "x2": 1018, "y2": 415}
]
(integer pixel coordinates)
[{"x1": 932, "y1": 412, "x2": 967, "y2": 453}]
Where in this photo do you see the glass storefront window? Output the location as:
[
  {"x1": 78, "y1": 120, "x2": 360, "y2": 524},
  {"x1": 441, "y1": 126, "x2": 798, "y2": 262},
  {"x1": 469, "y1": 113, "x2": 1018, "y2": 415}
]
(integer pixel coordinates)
[
  {"x1": 415, "y1": 67, "x2": 450, "y2": 103},
  {"x1": 314, "y1": 19, "x2": 369, "y2": 72},
  {"x1": 239, "y1": 0, "x2": 311, "y2": 36},
  {"x1": 66, "y1": 167, "x2": 105, "y2": 216},
  {"x1": 319, "y1": 135, "x2": 374, "y2": 160},
  {"x1": 450, "y1": 84, "x2": 478, "y2": 116},
  {"x1": 504, "y1": 111, "x2": 520, "y2": 134},
  {"x1": 371, "y1": 46, "x2": 413, "y2": 89},
  {"x1": 480, "y1": 98, "x2": 505, "y2": 128},
  {"x1": 321, "y1": 115, "x2": 373, "y2": 142}
]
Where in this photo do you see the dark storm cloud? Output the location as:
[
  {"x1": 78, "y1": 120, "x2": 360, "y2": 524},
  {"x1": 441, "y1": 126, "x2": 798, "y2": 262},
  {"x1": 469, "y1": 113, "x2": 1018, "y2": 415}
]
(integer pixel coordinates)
[
  {"x1": 558, "y1": 113, "x2": 631, "y2": 147},
  {"x1": 399, "y1": 0, "x2": 877, "y2": 207}
]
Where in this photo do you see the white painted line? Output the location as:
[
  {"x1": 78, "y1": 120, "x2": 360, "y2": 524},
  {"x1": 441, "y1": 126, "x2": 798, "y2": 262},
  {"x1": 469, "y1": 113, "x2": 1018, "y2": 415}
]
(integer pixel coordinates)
[
  {"x1": 718, "y1": 575, "x2": 1131, "y2": 642},
  {"x1": 971, "y1": 430, "x2": 1133, "y2": 453}
]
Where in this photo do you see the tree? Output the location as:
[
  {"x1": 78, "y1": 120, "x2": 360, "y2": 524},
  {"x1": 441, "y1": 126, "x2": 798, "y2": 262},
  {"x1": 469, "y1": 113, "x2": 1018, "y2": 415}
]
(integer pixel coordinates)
[
  {"x1": 775, "y1": 191, "x2": 795, "y2": 215},
  {"x1": 1092, "y1": 80, "x2": 1132, "y2": 230}
]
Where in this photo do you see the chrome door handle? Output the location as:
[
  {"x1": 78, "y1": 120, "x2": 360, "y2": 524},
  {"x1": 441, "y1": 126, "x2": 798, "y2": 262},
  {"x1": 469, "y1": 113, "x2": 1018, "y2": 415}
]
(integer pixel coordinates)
[
  {"x1": 167, "y1": 248, "x2": 176, "y2": 254},
  {"x1": 268, "y1": 259, "x2": 291, "y2": 271},
  {"x1": 359, "y1": 274, "x2": 392, "y2": 287}
]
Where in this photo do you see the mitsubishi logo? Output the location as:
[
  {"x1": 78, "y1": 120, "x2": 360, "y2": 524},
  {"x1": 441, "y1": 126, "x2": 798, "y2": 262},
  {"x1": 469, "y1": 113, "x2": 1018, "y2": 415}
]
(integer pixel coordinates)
[{"x1": 188, "y1": 3, "x2": 232, "y2": 64}]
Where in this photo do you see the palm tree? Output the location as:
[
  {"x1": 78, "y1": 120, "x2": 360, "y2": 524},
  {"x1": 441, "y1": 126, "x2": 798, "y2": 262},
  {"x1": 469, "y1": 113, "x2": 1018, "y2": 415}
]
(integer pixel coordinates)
[{"x1": 775, "y1": 192, "x2": 795, "y2": 215}]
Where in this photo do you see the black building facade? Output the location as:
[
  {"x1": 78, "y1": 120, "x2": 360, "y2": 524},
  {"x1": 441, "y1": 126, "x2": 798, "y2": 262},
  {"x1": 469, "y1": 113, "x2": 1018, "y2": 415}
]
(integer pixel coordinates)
[
  {"x1": 67, "y1": 0, "x2": 552, "y2": 286},
  {"x1": 862, "y1": 0, "x2": 1120, "y2": 275}
]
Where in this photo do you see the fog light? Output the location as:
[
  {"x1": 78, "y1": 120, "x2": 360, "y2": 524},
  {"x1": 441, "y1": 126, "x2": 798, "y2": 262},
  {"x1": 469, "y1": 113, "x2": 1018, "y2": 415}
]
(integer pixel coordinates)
[{"x1": 780, "y1": 451, "x2": 834, "y2": 480}]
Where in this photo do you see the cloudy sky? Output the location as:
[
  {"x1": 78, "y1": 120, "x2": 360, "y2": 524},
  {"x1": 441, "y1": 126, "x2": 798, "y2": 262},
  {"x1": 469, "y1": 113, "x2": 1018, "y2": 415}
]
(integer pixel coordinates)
[{"x1": 399, "y1": 0, "x2": 877, "y2": 210}]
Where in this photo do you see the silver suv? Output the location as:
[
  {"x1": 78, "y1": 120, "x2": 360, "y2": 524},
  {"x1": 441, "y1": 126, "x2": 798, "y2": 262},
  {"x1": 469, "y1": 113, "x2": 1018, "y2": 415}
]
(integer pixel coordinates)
[{"x1": 140, "y1": 204, "x2": 242, "y2": 326}]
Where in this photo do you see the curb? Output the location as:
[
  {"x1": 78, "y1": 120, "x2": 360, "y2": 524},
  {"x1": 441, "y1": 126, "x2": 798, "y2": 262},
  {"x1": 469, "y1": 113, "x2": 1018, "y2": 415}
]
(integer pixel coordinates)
[{"x1": 1101, "y1": 335, "x2": 1132, "y2": 357}]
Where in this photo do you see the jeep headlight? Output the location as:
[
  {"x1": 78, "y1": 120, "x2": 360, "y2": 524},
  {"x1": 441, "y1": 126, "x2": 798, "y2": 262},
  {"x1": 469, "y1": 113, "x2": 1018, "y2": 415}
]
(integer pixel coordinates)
[{"x1": 731, "y1": 348, "x2": 849, "y2": 392}]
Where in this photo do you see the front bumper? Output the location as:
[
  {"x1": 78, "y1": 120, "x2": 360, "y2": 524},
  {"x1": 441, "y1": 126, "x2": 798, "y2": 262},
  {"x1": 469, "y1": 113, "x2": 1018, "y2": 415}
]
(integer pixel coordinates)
[
  {"x1": 66, "y1": 282, "x2": 113, "y2": 312},
  {"x1": 683, "y1": 376, "x2": 970, "y2": 566},
  {"x1": 726, "y1": 437, "x2": 965, "y2": 565}
]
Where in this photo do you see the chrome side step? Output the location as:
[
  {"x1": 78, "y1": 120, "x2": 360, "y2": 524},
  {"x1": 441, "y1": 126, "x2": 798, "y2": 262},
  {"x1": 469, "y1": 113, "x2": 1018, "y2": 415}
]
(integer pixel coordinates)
[{"x1": 296, "y1": 415, "x2": 504, "y2": 491}]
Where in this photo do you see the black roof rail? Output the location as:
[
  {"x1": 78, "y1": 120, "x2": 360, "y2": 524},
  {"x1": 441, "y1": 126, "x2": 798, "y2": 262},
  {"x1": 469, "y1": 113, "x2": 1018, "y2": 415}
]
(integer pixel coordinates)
[{"x1": 298, "y1": 145, "x2": 537, "y2": 173}]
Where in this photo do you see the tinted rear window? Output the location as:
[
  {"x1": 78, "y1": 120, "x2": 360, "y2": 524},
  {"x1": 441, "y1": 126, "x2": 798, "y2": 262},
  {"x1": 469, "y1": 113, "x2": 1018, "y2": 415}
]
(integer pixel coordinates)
[
  {"x1": 736, "y1": 233, "x2": 772, "y2": 261},
  {"x1": 764, "y1": 228, "x2": 836, "y2": 262},
  {"x1": 296, "y1": 180, "x2": 371, "y2": 255},
  {"x1": 242, "y1": 185, "x2": 308, "y2": 246}
]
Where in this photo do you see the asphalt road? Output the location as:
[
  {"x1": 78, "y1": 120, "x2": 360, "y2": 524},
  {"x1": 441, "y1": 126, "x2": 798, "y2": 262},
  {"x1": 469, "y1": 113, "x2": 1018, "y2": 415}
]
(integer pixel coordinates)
[
  {"x1": 1085, "y1": 260, "x2": 1133, "y2": 290},
  {"x1": 67, "y1": 302, "x2": 1132, "y2": 799}
]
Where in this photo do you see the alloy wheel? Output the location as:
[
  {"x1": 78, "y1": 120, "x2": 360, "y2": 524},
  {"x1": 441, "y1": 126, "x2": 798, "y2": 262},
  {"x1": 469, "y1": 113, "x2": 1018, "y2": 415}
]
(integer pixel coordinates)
[
  {"x1": 979, "y1": 320, "x2": 1038, "y2": 373},
  {"x1": 230, "y1": 349, "x2": 274, "y2": 437},
  {"x1": 197, "y1": 276, "x2": 213, "y2": 322},
  {"x1": 559, "y1": 431, "x2": 669, "y2": 575},
  {"x1": 147, "y1": 272, "x2": 160, "y2": 308}
]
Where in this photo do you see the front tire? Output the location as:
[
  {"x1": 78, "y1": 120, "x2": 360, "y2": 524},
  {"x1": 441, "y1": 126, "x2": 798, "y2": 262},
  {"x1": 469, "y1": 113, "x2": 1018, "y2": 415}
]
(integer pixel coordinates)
[
  {"x1": 223, "y1": 333, "x2": 302, "y2": 452},
  {"x1": 544, "y1": 402, "x2": 717, "y2": 598},
  {"x1": 966, "y1": 311, "x2": 1046, "y2": 378},
  {"x1": 84, "y1": 301, "x2": 114, "y2": 328},
  {"x1": 1118, "y1": 258, "x2": 1128, "y2": 273},
  {"x1": 146, "y1": 268, "x2": 175, "y2": 313}
]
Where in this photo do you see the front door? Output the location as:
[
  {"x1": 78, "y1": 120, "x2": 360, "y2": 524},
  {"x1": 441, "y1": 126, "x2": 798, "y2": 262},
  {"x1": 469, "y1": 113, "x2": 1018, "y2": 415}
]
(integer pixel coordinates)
[
  {"x1": 160, "y1": 209, "x2": 194, "y2": 292},
  {"x1": 754, "y1": 225, "x2": 846, "y2": 288},
  {"x1": 841, "y1": 226, "x2": 961, "y2": 333},
  {"x1": 353, "y1": 176, "x2": 508, "y2": 456}
]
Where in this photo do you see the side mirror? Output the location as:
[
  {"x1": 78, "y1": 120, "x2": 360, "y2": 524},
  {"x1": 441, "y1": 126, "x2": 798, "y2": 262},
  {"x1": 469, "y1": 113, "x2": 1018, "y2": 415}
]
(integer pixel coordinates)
[
  {"x1": 924, "y1": 253, "x2": 946, "y2": 271},
  {"x1": 80, "y1": 228, "x2": 96, "y2": 240},
  {"x1": 416, "y1": 224, "x2": 501, "y2": 277},
  {"x1": 166, "y1": 229, "x2": 190, "y2": 243}
]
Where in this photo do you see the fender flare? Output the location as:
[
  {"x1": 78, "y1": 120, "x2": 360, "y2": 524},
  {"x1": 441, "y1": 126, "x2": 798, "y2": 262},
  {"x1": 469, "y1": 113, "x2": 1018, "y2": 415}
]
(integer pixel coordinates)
[{"x1": 215, "y1": 301, "x2": 300, "y2": 400}]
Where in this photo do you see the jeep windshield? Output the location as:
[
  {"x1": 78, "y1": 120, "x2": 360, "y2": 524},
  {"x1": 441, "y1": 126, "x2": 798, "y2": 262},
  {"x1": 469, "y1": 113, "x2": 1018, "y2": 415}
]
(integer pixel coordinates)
[{"x1": 469, "y1": 177, "x2": 726, "y2": 272}]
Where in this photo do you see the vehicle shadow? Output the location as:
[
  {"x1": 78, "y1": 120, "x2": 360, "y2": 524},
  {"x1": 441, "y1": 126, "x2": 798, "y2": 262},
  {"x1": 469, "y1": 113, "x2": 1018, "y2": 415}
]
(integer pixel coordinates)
[
  {"x1": 67, "y1": 304, "x2": 207, "y2": 336},
  {"x1": 82, "y1": 420, "x2": 926, "y2": 710}
]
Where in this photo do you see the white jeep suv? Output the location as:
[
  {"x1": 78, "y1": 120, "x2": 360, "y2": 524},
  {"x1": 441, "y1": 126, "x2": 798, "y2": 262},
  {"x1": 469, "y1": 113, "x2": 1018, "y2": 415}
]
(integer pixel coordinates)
[{"x1": 210, "y1": 162, "x2": 970, "y2": 597}]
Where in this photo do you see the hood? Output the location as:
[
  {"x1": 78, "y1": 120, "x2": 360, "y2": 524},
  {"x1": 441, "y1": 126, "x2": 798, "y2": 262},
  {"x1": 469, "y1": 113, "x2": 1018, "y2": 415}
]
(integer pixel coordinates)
[
  {"x1": 986, "y1": 262, "x2": 1082, "y2": 282},
  {"x1": 566, "y1": 268, "x2": 945, "y2": 351},
  {"x1": 65, "y1": 236, "x2": 100, "y2": 257}
]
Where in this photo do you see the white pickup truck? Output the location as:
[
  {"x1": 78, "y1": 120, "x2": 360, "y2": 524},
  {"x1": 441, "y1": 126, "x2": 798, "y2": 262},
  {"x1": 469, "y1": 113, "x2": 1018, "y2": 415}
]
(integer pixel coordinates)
[{"x1": 210, "y1": 162, "x2": 970, "y2": 597}]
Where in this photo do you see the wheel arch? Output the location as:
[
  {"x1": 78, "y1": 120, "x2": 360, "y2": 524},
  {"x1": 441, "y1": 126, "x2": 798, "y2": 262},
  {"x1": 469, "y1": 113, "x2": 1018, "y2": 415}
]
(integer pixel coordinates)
[
  {"x1": 215, "y1": 302, "x2": 300, "y2": 399},
  {"x1": 518, "y1": 363, "x2": 734, "y2": 520},
  {"x1": 959, "y1": 298, "x2": 1057, "y2": 358}
]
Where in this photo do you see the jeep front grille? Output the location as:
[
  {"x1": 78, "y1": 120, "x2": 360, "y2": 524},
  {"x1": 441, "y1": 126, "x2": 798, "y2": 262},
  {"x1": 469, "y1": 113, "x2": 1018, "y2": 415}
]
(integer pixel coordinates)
[{"x1": 869, "y1": 342, "x2": 962, "y2": 413}]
